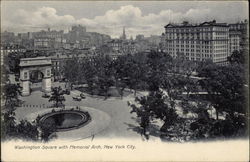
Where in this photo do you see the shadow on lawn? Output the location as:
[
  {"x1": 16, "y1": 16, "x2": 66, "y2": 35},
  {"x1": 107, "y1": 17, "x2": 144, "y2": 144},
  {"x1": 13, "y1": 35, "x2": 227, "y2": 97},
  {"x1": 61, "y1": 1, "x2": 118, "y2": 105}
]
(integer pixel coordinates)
[{"x1": 124, "y1": 117, "x2": 163, "y2": 139}]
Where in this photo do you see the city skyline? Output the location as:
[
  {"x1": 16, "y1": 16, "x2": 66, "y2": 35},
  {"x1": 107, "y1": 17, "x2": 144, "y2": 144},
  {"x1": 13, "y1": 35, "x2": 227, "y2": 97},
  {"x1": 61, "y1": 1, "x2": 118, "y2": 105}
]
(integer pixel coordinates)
[{"x1": 1, "y1": 1, "x2": 248, "y2": 38}]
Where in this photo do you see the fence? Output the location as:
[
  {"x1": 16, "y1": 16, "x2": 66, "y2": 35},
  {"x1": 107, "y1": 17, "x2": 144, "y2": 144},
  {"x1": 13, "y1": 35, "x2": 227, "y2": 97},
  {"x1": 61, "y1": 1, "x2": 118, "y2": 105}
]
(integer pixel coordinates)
[{"x1": 18, "y1": 104, "x2": 55, "y2": 109}]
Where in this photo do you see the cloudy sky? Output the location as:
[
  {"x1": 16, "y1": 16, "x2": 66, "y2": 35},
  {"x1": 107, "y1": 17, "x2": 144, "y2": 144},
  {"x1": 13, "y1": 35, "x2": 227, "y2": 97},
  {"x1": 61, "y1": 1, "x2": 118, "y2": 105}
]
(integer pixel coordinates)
[{"x1": 1, "y1": 1, "x2": 248, "y2": 38}]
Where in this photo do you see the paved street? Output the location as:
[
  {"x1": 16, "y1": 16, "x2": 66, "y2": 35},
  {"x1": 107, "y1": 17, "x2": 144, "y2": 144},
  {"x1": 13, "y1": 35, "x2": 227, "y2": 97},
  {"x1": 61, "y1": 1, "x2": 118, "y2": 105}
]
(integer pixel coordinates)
[{"x1": 15, "y1": 86, "x2": 146, "y2": 141}]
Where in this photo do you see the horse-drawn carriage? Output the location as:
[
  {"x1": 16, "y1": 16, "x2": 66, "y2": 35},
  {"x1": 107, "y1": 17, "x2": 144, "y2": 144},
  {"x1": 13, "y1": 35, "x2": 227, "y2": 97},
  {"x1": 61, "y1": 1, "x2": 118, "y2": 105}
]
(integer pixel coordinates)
[{"x1": 72, "y1": 96, "x2": 81, "y2": 101}]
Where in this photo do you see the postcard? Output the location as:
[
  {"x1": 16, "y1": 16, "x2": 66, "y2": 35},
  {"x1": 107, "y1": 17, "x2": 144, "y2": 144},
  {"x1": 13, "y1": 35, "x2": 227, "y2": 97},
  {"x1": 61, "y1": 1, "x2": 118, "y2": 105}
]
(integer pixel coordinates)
[{"x1": 1, "y1": 1, "x2": 249, "y2": 161}]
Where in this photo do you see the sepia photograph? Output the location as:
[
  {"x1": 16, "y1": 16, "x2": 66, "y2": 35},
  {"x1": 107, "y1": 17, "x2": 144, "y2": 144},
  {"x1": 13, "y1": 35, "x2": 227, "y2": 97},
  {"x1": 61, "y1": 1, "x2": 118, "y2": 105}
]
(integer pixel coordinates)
[{"x1": 1, "y1": 1, "x2": 249, "y2": 161}]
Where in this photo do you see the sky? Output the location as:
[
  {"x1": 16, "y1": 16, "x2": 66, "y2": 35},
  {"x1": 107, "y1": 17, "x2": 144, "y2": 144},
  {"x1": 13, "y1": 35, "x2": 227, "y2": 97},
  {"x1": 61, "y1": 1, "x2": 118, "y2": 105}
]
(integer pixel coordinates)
[{"x1": 1, "y1": 1, "x2": 249, "y2": 38}]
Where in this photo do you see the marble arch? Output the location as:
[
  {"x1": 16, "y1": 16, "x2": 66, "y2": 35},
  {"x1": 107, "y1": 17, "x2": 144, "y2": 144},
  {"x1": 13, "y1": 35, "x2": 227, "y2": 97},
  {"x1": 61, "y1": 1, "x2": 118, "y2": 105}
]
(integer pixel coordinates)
[{"x1": 19, "y1": 57, "x2": 52, "y2": 96}]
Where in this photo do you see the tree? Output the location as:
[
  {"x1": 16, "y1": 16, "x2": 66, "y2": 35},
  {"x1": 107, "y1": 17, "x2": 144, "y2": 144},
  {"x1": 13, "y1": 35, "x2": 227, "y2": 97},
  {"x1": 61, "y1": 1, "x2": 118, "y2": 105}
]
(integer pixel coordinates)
[
  {"x1": 113, "y1": 55, "x2": 127, "y2": 98},
  {"x1": 227, "y1": 50, "x2": 245, "y2": 64},
  {"x1": 49, "y1": 87, "x2": 65, "y2": 108},
  {"x1": 81, "y1": 58, "x2": 98, "y2": 95},
  {"x1": 63, "y1": 57, "x2": 80, "y2": 90},
  {"x1": 38, "y1": 121, "x2": 57, "y2": 142},
  {"x1": 1, "y1": 99, "x2": 40, "y2": 141},
  {"x1": 16, "y1": 120, "x2": 39, "y2": 141},
  {"x1": 126, "y1": 53, "x2": 148, "y2": 95},
  {"x1": 5, "y1": 52, "x2": 21, "y2": 74},
  {"x1": 129, "y1": 90, "x2": 178, "y2": 139},
  {"x1": 94, "y1": 55, "x2": 115, "y2": 98},
  {"x1": 198, "y1": 61, "x2": 246, "y2": 122},
  {"x1": 113, "y1": 54, "x2": 134, "y2": 98},
  {"x1": 146, "y1": 51, "x2": 172, "y2": 91},
  {"x1": 1, "y1": 109, "x2": 17, "y2": 139},
  {"x1": 3, "y1": 83, "x2": 21, "y2": 108}
]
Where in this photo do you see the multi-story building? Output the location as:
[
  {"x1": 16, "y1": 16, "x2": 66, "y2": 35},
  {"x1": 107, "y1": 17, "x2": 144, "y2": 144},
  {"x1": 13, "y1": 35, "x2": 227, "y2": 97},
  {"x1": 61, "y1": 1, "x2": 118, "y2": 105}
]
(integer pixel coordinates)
[
  {"x1": 68, "y1": 25, "x2": 87, "y2": 42},
  {"x1": 229, "y1": 20, "x2": 248, "y2": 52},
  {"x1": 146, "y1": 35, "x2": 162, "y2": 46},
  {"x1": 51, "y1": 51, "x2": 91, "y2": 81},
  {"x1": 63, "y1": 41, "x2": 81, "y2": 50},
  {"x1": 0, "y1": 44, "x2": 26, "y2": 55},
  {"x1": 121, "y1": 41, "x2": 136, "y2": 54},
  {"x1": 33, "y1": 28, "x2": 65, "y2": 50},
  {"x1": 33, "y1": 28, "x2": 64, "y2": 39},
  {"x1": 87, "y1": 32, "x2": 111, "y2": 48},
  {"x1": 229, "y1": 30, "x2": 241, "y2": 55},
  {"x1": 108, "y1": 39, "x2": 123, "y2": 52},
  {"x1": 34, "y1": 37, "x2": 53, "y2": 49},
  {"x1": 0, "y1": 44, "x2": 27, "y2": 71},
  {"x1": 107, "y1": 39, "x2": 136, "y2": 55},
  {"x1": 1, "y1": 31, "x2": 16, "y2": 44},
  {"x1": 163, "y1": 20, "x2": 230, "y2": 64},
  {"x1": 65, "y1": 25, "x2": 111, "y2": 48}
]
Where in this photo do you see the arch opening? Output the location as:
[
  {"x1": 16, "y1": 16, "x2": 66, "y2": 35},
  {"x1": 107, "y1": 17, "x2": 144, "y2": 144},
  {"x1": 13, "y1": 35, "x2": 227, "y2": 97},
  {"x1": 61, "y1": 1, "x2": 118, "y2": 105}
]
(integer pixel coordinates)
[{"x1": 30, "y1": 70, "x2": 44, "y2": 83}]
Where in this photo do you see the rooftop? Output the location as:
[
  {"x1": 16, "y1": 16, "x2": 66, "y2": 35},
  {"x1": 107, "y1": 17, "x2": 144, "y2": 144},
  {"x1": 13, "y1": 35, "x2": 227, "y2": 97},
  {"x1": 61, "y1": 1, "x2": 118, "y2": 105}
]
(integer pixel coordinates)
[
  {"x1": 20, "y1": 57, "x2": 52, "y2": 67},
  {"x1": 165, "y1": 20, "x2": 228, "y2": 28}
]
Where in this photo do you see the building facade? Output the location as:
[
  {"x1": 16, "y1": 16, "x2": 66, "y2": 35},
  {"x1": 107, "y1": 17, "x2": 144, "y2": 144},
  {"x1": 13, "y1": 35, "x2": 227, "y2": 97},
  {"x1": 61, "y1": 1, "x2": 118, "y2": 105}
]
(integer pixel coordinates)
[
  {"x1": 33, "y1": 29, "x2": 65, "y2": 50},
  {"x1": 163, "y1": 20, "x2": 230, "y2": 64},
  {"x1": 229, "y1": 30, "x2": 241, "y2": 55},
  {"x1": 229, "y1": 20, "x2": 248, "y2": 52}
]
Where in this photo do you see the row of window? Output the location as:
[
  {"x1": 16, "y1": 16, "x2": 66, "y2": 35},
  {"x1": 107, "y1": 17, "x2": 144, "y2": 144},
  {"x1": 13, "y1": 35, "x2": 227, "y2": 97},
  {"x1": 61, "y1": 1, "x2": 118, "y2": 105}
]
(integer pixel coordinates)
[
  {"x1": 170, "y1": 53, "x2": 213, "y2": 59},
  {"x1": 214, "y1": 49, "x2": 228, "y2": 53},
  {"x1": 166, "y1": 32, "x2": 228, "y2": 37},
  {"x1": 167, "y1": 48, "x2": 214, "y2": 53},
  {"x1": 166, "y1": 44, "x2": 225, "y2": 49},
  {"x1": 214, "y1": 58, "x2": 227, "y2": 62},
  {"x1": 166, "y1": 27, "x2": 228, "y2": 33},
  {"x1": 166, "y1": 40, "x2": 229, "y2": 44},
  {"x1": 215, "y1": 53, "x2": 227, "y2": 58}
]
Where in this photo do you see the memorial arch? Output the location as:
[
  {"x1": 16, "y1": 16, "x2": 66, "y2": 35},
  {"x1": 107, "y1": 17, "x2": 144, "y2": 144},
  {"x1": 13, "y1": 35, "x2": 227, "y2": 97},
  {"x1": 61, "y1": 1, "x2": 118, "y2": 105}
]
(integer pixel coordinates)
[{"x1": 19, "y1": 57, "x2": 52, "y2": 96}]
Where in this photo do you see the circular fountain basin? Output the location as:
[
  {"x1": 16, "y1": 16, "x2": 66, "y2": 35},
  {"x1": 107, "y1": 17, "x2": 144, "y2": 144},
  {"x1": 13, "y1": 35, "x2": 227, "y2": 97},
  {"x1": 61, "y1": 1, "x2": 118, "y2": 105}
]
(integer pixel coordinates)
[{"x1": 39, "y1": 110, "x2": 91, "y2": 131}]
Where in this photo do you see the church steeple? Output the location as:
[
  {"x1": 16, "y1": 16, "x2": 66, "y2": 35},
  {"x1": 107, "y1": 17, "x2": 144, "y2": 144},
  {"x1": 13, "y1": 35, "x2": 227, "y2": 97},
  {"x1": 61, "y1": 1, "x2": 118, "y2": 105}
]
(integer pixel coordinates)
[{"x1": 121, "y1": 26, "x2": 126, "y2": 40}]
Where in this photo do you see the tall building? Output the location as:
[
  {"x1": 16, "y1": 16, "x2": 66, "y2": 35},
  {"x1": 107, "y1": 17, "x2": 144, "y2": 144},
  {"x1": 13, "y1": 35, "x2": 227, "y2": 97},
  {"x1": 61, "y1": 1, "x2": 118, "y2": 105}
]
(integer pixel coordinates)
[
  {"x1": 68, "y1": 25, "x2": 87, "y2": 42},
  {"x1": 163, "y1": 20, "x2": 230, "y2": 64}
]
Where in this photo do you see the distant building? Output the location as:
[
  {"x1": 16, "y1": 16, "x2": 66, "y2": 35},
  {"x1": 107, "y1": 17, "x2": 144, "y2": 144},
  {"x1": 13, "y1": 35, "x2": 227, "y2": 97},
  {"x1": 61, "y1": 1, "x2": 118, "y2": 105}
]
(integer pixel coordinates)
[
  {"x1": 108, "y1": 39, "x2": 123, "y2": 52},
  {"x1": 87, "y1": 32, "x2": 111, "y2": 48},
  {"x1": 121, "y1": 41, "x2": 136, "y2": 54},
  {"x1": 107, "y1": 38, "x2": 136, "y2": 55},
  {"x1": 1, "y1": 44, "x2": 27, "y2": 66},
  {"x1": 68, "y1": 25, "x2": 87, "y2": 42},
  {"x1": 33, "y1": 29, "x2": 65, "y2": 50},
  {"x1": 134, "y1": 35, "x2": 161, "y2": 52},
  {"x1": 163, "y1": 20, "x2": 230, "y2": 64},
  {"x1": 65, "y1": 25, "x2": 111, "y2": 48},
  {"x1": 146, "y1": 35, "x2": 161, "y2": 46},
  {"x1": 0, "y1": 44, "x2": 26, "y2": 56},
  {"x1": 34, "y1": 37, "x2": 53, "y2": 49},
  {"x1": 135, "y1": 35, "x2": 145, "y2": 42},
  {"x1": 1, "y1": 31, "x2": 16, "y2": 44}
]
